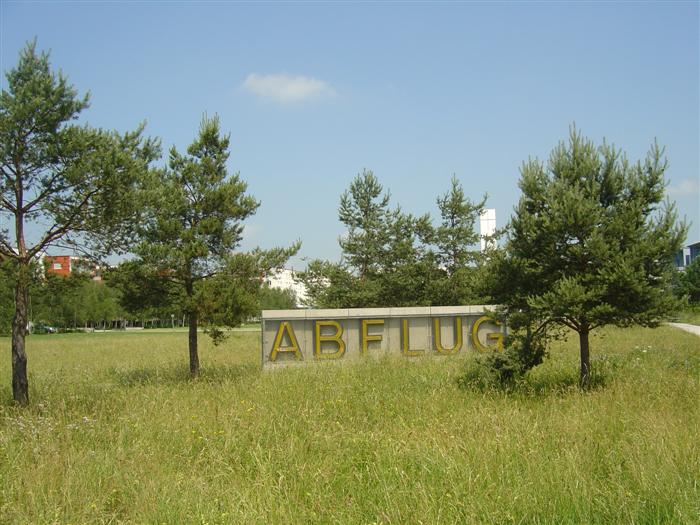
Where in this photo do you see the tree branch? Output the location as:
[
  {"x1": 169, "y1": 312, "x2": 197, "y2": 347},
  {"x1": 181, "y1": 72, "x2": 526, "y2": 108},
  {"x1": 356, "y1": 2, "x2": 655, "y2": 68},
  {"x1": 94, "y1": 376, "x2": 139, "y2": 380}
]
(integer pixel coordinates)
[
  {"x1": 28, "y1": 187, "x2": 100, "y2": 259},
  {"x1": 531, "y1": 319, "x2": 553, "y2": 336},
  {"x1": 1, "y1": 195, "x2": 17, "y2": 213},
  {"x1": 1, "y1": 164, "x2": 16, "y2": 182},
  {"x1": 22, "y1": 172, "x2": 73, "y2": 213},
  {"x1": 0, "y1": 237, "x2": 17, "y2": 258},
  {"x1": 49, "y1": 240, "x2": 101, "y2": 262},
  {"x1": 193, "y1": 270, "x2": 218, "y2": 281},
  {"x1": 561, "y1": 317, "x2": 580, "y2": 332}
]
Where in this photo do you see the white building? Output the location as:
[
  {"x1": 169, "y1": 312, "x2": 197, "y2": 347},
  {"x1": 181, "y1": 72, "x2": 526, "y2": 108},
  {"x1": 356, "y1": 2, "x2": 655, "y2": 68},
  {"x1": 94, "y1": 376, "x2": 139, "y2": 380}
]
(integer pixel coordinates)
[{"x1": 266, "y1": 268, "x2": 308, "y2": 307}]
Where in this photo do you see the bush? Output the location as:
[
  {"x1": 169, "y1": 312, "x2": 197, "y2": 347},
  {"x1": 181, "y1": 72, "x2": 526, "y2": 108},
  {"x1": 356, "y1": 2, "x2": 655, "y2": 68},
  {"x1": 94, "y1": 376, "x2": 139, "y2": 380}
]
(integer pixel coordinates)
[{"x1": 457, "y1": 330, "x2": 548, "y2": 390}]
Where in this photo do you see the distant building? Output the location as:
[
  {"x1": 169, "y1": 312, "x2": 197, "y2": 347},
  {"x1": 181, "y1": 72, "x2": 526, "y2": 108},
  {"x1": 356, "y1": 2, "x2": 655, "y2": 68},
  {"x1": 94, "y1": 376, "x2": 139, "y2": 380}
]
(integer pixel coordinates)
[
  {"x1": 44, "y1": 255, "x2": 103, "y2": 280},
  {"x1": 675, "y1": 242, "x2": 700, "y2": 270},
  {"x1": 480, "y1": 208, "x2": 497, "y2": 251},
  {"x1": 266, "y1": 268, "x2": 308, "y2": 307},
  {"x1": 45, "y1": 255, "x2": 72, "y2": 277}
]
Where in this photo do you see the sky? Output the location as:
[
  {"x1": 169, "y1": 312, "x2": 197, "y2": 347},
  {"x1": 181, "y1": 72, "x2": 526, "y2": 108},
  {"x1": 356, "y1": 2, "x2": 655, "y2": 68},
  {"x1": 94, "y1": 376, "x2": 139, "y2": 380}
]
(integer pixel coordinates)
[{"x1": 2, "y1": 1, "x2": 698, "y2": 267}]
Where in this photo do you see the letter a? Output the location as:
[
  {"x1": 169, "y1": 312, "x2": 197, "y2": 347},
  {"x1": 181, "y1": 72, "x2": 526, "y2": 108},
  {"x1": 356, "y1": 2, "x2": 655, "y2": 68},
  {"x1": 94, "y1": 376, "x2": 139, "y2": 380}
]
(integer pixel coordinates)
[{"x1": 270, "y1": 322, "x2": 303, "y2": 361}]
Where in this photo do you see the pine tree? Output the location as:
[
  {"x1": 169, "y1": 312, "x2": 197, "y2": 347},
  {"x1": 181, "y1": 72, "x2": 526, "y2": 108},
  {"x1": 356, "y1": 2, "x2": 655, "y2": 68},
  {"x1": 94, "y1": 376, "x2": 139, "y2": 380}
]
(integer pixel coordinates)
[
  {"x1": 338, "y1": 169, "x2": 392, "y2": 280},
  {"x1": 299, "y1": 172, "x2": 486, "y2": 308},
  {"x1": 337, "y1": 170, "x2": 434, "y2": 306},
  {"x1": 493, "y1": 128, "x2": 686, "y2": 386},
  {"x1": 378, "y1": 208, "x2": 434, "y2": 306},
  {"x1": 133, "y1": 115, "x2": 260, "y2": 376},
  {"x1": 0, "y1": 42, "x2": 158, "y2": 404},
  {"x1": 431, "y1": 176, "x2": 486, "y2": 305}
]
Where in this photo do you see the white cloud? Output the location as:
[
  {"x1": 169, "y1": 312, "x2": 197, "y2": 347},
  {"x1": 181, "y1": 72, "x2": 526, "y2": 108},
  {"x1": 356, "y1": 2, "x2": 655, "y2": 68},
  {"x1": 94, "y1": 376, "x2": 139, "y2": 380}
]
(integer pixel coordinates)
[
  {"x1": 242, "y1": 73, "x2": 336, "y2": 103},
  {"x1": 667, "y1": 179, "x2": 700, "y2": 198}
]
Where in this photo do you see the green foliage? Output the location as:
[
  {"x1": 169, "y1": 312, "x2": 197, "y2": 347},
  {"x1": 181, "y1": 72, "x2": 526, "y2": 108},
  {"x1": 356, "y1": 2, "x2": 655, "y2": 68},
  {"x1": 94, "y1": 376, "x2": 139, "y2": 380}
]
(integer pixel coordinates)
[
  {"x1": 32, "y1": 272, "x2": 87, "y2": 329},
  {"x1": 335, "y1": 170, "x2": 435, "y2": 307},
  {"x1": 379, "y1": 210, "x2": 435, "y2": 306},
  {"x1": 458, "y1": 329, "x2": 550, "y2": 389},
  {"x1": 338, "y1": 169, "x2": 392, "y2": 279},
  {"x1": 76, "y1": 279, "x2": 122, "y2": 327},
  {"x1": 489, "y1": 127, "x2": 687, "y2": 386},
  {"x1": 429, "y1": 176, "x2": 487, "y2": 305},
  {"x1": 674, "y1": 307, "x2": 700, "y2": 326},
  {"x1": 1, "y1": 40, "x2": 158, "y2": 402},
  {"x1": 296, "y1": 259, "x2": 359, "y2": 308},
  {"x1": 259, "y1": 285, "x2": 297, "y2": 311},
  {"x1": 298, "y1": 172, "x2": 486, "y2": 308},
  {"x1": 300, "y1": 171, "x2": 433, "y2": 308},
  {"x1": 105, "y1": 261, "x2": 183, "y2": 320},
  {"x1": 122, "y1": 116, "x2": 298, "y2": 361},
  {"x1": 200, "y1": 247, "x2": 300, "y2": 329},
  {"x1": 131, "y1": 115, "x2": 260, "y2": 332},
  {"x1": 136, "y1": 115, "x2": 260, "y2": 279},
  {"x1": 0, "y1": 40, "x2": 160, "y2": 259},
  {"x1": 30, "y1": 274, "x2": 124, "y2": 330}
]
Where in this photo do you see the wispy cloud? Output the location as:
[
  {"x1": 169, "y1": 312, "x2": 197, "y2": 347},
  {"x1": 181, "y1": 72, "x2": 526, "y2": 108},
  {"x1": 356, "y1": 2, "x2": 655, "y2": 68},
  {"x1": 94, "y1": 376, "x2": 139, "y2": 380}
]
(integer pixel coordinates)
[
  {"x1": 242, "y1": 73, "x2": 336, "y2": 103},
  {"x1": 667, "y1": 179, "x2": 700, "y2": 198}
]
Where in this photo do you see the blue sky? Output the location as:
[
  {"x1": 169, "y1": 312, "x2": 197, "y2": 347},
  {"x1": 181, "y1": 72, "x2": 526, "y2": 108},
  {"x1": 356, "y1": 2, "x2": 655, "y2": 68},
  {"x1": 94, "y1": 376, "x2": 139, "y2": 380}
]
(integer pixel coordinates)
[{"x1": 2, "y1": 1, "x2": 698, "y2": 266}]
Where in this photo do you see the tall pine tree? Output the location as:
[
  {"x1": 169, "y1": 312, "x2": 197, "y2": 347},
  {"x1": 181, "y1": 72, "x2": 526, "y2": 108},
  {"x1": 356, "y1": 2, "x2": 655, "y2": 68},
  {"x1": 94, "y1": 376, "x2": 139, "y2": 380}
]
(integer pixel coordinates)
[
  {"x1": 133, "y1": 115, "x2": 259, "y2": 376},
  {"x1": 492, "y1": 128, "x2": 686, "y2": 386},
  {"x1": 431, "y1": 176, "x2": 486, "y2": 305},
  {"x1": 0, "y1": 42, "x2": 158, "y2": 404},
  {"x1": 338, "y1": 169, "x2": 391, "y2": 280}
]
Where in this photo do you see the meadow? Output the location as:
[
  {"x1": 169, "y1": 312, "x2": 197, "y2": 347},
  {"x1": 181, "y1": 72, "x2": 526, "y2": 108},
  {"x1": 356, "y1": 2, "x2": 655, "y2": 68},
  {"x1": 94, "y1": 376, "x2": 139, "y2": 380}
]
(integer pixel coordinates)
[
  {"x1": 0, "y1": 325, "x2": 698, "y2": 524},
  {"x1": 675, "y1": 308, "x2": 700, "y2": 326}
]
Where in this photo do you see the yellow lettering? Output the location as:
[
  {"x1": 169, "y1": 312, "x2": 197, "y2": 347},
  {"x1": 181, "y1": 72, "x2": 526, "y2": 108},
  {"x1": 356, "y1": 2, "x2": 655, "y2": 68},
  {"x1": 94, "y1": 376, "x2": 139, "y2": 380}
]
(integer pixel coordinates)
[
  {"x1": 361, "y1": 319, "x2": 384, "y2": 355},
  {"x1": 401, "y1": 318, "x2": 425, "y2": 356},
  {"x1": 433, "y1": 317, "x2": 463, "y2": 354},
  {"x1": 270, "y1": 321, "x2": 302, "y2": 361},
  {"x1": 314, "y1": 320, "x2": 346, "y2": 360},
  {"x1": 471, "y1": 316, "x2": 504, "y2": 353}
]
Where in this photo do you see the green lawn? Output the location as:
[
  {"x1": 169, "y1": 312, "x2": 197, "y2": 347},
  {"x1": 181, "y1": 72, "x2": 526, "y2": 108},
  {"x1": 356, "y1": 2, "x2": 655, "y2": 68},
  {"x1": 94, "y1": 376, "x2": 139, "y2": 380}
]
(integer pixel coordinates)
[{"x1": 1, "y1": 326, "x2": 698, "y2": 524}]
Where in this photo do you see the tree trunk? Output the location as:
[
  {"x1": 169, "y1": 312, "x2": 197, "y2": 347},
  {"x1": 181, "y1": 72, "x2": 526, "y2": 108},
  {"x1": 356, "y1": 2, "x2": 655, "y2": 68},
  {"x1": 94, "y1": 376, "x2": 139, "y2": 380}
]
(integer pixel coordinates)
[
  {"x1": 11, "y1": 263, "x2": 30, "y2": 405},
  {"x1": 185, "y1": 275, "x2": 199, "y2": 377},
  {"x1": 188, "y1": 309, "x2": 199, "y2": 377},
  {"x1": 579, "y1": 327, "x2": 590, "y2": 388}
]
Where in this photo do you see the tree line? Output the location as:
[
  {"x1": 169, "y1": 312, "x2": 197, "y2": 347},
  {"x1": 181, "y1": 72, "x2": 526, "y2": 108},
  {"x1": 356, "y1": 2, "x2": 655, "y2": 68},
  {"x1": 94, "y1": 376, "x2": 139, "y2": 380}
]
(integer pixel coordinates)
[
  {"x1": 1, "y1": 41, "x2": 693, "y2": 405},
  {"x1": 298, "y1": 172, "x2": 489, "y2": 309},
  {"x1": 0, "y1": 262, "x2": 297, "y2": 334}
]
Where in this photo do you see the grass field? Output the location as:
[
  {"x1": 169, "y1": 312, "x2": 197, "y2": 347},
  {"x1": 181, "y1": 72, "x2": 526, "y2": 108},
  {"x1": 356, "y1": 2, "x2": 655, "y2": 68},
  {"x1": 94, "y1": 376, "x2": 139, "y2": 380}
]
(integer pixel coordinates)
[
  {"x1": 1, "y1": 325, "x2": 698, "y2": 524},
  {"x1": 675, "y1": 308, "x2": 700, "y2": 326}
]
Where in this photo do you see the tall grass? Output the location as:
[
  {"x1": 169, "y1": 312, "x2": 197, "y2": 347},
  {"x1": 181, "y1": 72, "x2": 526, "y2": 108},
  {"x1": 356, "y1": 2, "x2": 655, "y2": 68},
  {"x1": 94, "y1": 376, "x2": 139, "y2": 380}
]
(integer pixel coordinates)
[
  {"x1": 1, "y1": 326, "x2": 698, "y2": 524},
  {"x1": 675, "y1": 308, "x2": 700, "y2": 326}
]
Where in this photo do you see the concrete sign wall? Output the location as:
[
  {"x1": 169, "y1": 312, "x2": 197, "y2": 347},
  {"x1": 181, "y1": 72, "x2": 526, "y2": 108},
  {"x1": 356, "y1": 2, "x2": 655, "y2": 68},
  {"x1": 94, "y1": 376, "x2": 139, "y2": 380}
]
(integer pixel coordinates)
[{"x1": 261, "y1": 306, "x2": 505, "y2": 369}]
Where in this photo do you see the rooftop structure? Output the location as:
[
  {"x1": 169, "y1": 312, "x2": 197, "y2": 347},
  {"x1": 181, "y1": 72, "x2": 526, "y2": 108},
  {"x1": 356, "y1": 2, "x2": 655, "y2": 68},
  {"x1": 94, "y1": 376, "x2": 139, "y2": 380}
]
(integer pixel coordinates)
[
  {"x1": 675, "y1": 241, "x2": 700, "y2": 270},
  {"x1": 480, "y1": 208, "x2": 496, "y2": 251}
]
